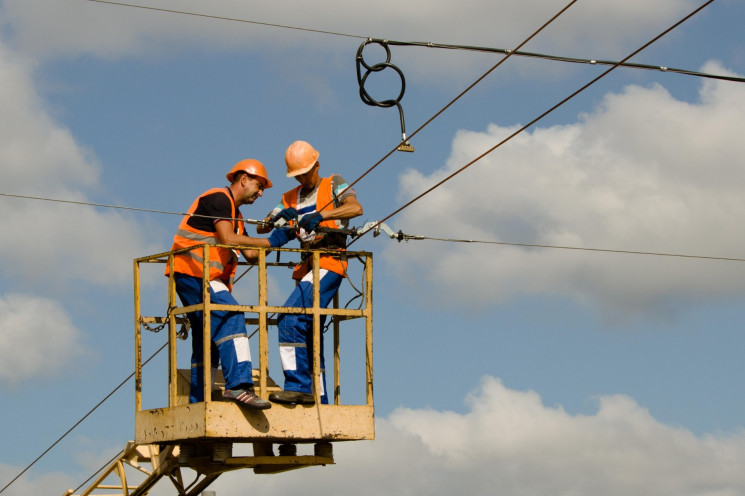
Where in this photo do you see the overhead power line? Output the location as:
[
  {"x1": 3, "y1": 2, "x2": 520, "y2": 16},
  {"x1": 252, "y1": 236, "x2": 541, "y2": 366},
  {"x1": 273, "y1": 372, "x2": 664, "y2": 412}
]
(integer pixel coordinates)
[
  {"x1": 342, "y1": 0, "x2": 580, "y2": 203},
  {"x1": 85, "y1": 0, "x2": 742, "y2": 84},
  {"x1": 0, "y1": 342, "x2": 168, "y2": 495},
  {"x1": 85, "y1": 0, "x2": 364, "y2": 39},
  {"x1": 371, "y1": 0, "x2": 717, "y2": 232},
  {"x1": 2, "y1": 191, "x2": 741, "y2": 263},
  {"x1": 383, "y1": 39, "x2": 745, "y2": 84},
  {"x1": 398, "y1": 234, "x2": 745, "y2": 263},
  {"x1": 0, "y1": 192, "x2": 266, "y2": 227}
]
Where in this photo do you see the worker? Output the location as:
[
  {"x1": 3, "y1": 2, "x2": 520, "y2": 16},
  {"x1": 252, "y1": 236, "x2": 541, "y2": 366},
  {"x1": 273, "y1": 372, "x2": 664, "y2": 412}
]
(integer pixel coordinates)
[
  {"x1": 258, "y1": 140, "x2": 363, "y2": 405},
  {"x1": 167, "y1": 159, "x2": 288, "y2": 410}
]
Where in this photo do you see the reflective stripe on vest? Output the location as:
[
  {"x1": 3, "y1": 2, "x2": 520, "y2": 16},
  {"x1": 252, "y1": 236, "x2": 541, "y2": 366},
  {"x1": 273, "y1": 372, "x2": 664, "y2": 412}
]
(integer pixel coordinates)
[
  {"x1": 281, "y1": 176, "x2": 347, "y2": 280},
  {"x1": 165, "y1": 188, "x2": 244, "y2": 289}
]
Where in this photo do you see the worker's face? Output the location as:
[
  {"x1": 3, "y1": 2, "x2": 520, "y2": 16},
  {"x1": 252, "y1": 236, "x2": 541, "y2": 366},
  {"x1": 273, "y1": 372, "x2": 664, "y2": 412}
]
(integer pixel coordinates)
[
  {"x1": 294, "y1": 162, "x2": 320, "y2": 189},
  {"x1": 240, "y1": 174, "x2": 265, "y2": 204}
]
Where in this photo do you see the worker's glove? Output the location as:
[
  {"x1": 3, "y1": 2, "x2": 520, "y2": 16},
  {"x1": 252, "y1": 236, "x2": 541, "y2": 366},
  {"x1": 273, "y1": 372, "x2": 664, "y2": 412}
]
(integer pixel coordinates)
[
  {"x1": 299, "y1": 213, "x2": 323, "y2": 232},
  {"x1": 268, "y1": 228, "x2": 294, "y2": 248},
  {"x1": 271, "y1": 207, "x2": 298, "y2": 227}
]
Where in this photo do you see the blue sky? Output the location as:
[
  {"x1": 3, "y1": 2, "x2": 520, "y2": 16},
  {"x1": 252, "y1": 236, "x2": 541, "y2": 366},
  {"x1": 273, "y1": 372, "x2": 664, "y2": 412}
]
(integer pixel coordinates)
[{"x1": 2, "y1": 0, "x2": 745, "y2": 495}]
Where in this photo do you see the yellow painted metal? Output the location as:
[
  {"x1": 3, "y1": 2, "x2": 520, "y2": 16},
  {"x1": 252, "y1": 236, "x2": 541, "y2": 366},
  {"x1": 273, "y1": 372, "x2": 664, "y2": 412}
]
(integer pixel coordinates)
[
  {"x1": 133, "y1": 259, "x2": 142, "y2": 413},
  {"x1": 201, "y1": 244, "x2": 212, "y2": 407},
  {"x1": 168, "y1": 252, "x2": 178, "y2": 408},
  {"x1": 258, "y1": 249, "x2": 269, "y2": 399},
  {"x1": 133, "y1": 243, "x2": 374, "y2": 449},
  {"x1": 365, "y1": 255, "x2": 374, "y2": 404},
  {"x1": 135, "y1": 402, "x2": 374, "y2": 443},
  {"x1": 333, "y1": 292, "x2": 341, "y2": 406},
  {"x1": 312, "y1": 250, "x2": 322, "y2": 405},
  {"x1": 83, "y1": 244, "x2": 374, "y2": 496}
]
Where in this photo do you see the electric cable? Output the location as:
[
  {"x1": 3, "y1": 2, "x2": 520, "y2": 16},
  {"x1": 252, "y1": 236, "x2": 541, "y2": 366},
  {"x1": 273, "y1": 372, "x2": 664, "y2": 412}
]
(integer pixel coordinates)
[
  {"x1": 83, "y1": 0, "x2": 741, "y2": 84},
  {"x1": 85, "y1": 0, "x2": 364, "y2": 39},
  {"x1": 341, "y1": 0, "x2": 579, "y2": 197},
  {"x1": 0, "y1": 192, "x2": 267, "y2": 227},
  {"x1": 2, "y1": 189, "x2": 742, "y2": 263},
  {"x1": 381, "y1": 39, "x2": 745, "y2": 84},
  {"x1": 379, "y1": 232, "x2": 745, "y2": 263},
  {"x1": 0, "y1": 341, "x2": 168, "y2": 495},
  {"x1": 69, "y1": 448, "x2": 126, "y2": 496},
  {"x1": 361, "y1": 0, "x2": 717, "y2": 239},
  {"x1": 2, "y1": 2, "x2": 730, "y2": 491}
]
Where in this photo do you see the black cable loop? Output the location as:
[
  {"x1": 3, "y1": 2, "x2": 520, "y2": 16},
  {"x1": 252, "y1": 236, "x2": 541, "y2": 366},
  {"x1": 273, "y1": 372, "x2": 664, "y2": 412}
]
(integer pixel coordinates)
[{"x1": 356, "y1": 39, "x2": 412, "y2": 150}]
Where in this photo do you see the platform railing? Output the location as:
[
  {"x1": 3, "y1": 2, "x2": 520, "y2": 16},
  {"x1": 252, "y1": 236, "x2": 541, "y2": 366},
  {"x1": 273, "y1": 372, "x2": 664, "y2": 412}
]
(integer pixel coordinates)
[{"x1": 134, "y1": 244, "x2": 373, "y2": 413}]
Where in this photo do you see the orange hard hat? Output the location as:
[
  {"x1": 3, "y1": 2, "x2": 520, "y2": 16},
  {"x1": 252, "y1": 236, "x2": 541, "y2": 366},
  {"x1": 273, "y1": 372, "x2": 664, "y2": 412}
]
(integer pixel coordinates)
[
  {"x1": 226, "y1": 159, "x2": 272, "y2": 188},
  {"x1": 284, "y1": 140, "x2": 319, "y2": 177}
]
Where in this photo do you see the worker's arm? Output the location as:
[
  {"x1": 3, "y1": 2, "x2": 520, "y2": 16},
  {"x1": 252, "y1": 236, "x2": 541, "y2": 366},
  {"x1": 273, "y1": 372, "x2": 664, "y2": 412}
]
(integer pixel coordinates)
[
  {"x1": 215, "y1": 220, "x2": 271, "y2": 261},
  {"x1": 320, "y1": 195, "x2": 363, "y2": 221}
]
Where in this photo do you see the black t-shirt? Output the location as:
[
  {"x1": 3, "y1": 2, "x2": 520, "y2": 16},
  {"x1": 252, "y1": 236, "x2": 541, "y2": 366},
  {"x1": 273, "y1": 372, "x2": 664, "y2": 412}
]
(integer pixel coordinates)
[{"x1": 186, "y1": 188, "x2": 235, "y2": 232}]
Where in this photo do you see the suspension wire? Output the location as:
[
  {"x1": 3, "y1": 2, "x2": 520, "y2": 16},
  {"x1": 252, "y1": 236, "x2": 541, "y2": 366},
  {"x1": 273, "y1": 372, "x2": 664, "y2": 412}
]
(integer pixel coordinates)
[
  {"x1": 331, "y1": 0, "x2": 580, "y2": 212},
  {"x1": 363, "y1": 0, "x2": 716, "y2": 238},
  {"x1": 3, "y1": 183, "x2": 742, "y2": 264},
  {"x1": 0, "y1": 341, "x2": 168, "y2": 495},
  {"x1": 84, "y1": 0, "x2": 739, "y2": 84},
  {"x1": 85, "y1": 0, "x2": 365, "y2": 39},
  {"x1": 0, "y1": 192, "x2": 267, "y2": 227},
  {"x1": 383, "y1": 40, "x2": 745, "y2": 84},
  {"x1": 1, "y1": 5, "x2": 721, "y2": 490},
  {"x1": 394, "y1": 234, "x2": 745, "y2": 263},
  {"x1": 70, "y1": 448, "x2": 126, "y2": 496}
]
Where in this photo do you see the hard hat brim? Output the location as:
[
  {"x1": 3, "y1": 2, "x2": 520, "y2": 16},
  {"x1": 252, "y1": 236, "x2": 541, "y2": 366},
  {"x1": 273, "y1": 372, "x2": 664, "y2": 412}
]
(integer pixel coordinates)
[{"x1": 286, "y1": 161, "x2": 317, "y2": 178}]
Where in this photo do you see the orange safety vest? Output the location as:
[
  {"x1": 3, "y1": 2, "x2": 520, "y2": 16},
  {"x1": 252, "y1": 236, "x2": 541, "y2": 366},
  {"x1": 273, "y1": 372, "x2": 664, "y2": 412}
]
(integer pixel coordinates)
[
  {"x1": 165, "y1": 188, "x2": 244, "y2": 290},
  {"x1": 282, "y1": 176, "x2": 348, "y2": 280}
]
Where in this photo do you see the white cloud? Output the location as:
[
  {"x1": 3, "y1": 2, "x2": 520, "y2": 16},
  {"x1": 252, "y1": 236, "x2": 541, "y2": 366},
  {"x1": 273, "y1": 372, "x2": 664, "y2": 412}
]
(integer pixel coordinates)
[
  {"x1": 205, "y1": 376, "x2": 745, "y2": 496},
  {"x1": 0, "y1": 464, "x2": 75, "y2": 496},
  {"x1": 0, "y1": 293, "x2": 90, "y2": 386},
  {"x1": 0, "y1": 40, "x2": 160, "y2": 288},
  {"x1": 383, "y1": 62, "x2": 745, "y2": 314},
  {"x1": 6, "y1": 376, "x2": 745, "y2": 496}
]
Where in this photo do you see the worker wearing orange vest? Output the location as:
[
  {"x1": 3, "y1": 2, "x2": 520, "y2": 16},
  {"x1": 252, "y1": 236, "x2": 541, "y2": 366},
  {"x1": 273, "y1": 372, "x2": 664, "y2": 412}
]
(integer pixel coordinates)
[
  {"x1": 258, "y1": 141, "x2": 363, "y2": 405},
  {"x1": 168, "y1": 159, "x2": 289, "y2": 410}
]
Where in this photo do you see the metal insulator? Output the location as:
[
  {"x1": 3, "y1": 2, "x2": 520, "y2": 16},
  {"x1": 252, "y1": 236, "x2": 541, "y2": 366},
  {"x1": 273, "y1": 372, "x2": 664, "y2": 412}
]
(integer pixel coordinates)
[{"x1": 278, "y1": 443, "x2": 297, "y2": 456}]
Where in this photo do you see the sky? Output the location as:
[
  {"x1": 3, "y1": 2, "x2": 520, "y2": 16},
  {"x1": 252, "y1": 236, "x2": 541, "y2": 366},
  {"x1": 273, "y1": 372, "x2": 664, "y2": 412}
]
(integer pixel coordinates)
[{"x1": 1, "y1": 0, "x2": 745, "y2": 494}]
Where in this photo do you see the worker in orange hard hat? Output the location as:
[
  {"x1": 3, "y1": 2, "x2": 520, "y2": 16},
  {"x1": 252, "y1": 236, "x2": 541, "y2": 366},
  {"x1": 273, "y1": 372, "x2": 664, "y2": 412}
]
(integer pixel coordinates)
[
  {"x1": 166, "y1": 158, "x2": 289, "y2": 410},
  {"x1": 258, "y1": 140, "x2": 363, "y2": 405}
]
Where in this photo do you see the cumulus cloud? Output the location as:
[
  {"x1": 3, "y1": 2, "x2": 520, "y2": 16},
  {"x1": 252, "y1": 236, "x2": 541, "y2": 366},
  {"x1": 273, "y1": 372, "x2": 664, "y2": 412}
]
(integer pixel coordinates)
[
  {"x1": 204, "y1": 376, "x2": 745, "y2": 496},
  {"x1": 0, "y1": 40, "x2": 159, "y2": 288},
  {"x1": 7, "y1": 377, "x2": 745, "y2": 495},
  {"x1": 0, "y1": 293, "x2": 90, "y2": 386},
  {"x1": 383, "y1": 61, "x2": 745, "y2": 314},
  {"x1": 0, "y1": 464, "x2": 75, "y2": 496}
]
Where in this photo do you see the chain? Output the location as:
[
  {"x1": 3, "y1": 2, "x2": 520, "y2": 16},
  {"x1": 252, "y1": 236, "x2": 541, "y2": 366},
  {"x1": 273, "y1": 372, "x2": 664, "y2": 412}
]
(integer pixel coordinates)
[{"x1": 139, "y1": 306, "x2": 190, "y2": 340}]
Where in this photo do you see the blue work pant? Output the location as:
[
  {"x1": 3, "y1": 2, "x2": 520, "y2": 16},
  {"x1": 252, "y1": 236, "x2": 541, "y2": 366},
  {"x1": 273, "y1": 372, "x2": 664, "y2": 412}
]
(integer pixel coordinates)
[
  {"x1": 277, "y1": 269, "x2": 343, "y2": 404},
  {"x1": 174, "y1": 273, "x2": 254, "y2": 403}
]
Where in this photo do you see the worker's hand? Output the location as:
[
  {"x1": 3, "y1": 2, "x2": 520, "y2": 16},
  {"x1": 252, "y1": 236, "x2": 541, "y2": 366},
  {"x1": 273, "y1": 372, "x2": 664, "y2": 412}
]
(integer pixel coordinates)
[
  {"x1": 299, "y1": 213, "x2": 323, "y2": 232},
  {"x1": 271, "y1": 207, "x2": 298, "y2": 226},
  {"x1": 268, "y1": 228, "x2": 294, "y2": 247}
]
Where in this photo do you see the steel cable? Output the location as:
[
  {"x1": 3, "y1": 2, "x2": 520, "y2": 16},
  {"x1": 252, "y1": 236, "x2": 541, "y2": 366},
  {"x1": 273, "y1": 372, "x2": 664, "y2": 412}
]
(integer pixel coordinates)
[{"x1": 364, "y1": 0, "x2": 717, "y2": 237}]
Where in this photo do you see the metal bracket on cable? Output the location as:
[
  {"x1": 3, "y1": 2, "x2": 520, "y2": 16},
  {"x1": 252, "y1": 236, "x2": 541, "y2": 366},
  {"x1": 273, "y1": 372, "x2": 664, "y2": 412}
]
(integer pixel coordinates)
[
  {"x1": 355, "y1": 221, "x2": 423, "y2": 242},
  {"x1": 356, "y1": 39, "x2": 414, "y2": 152}
]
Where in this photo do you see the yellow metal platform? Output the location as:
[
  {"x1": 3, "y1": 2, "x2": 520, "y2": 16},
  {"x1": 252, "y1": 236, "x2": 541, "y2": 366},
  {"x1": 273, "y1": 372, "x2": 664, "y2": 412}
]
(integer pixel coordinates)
[{"x1": 135, "y1": 401, "x2": 374, "y2": 444}]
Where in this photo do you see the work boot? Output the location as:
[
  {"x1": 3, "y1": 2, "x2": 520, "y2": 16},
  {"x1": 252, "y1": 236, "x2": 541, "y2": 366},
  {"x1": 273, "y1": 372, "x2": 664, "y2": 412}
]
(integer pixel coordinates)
[
  {"x1": 268, "y1": 390, "x2": 315, "y2": 405},
  {"x1": 223, "y1": 387, "x2": 271, "y2": 410}
]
